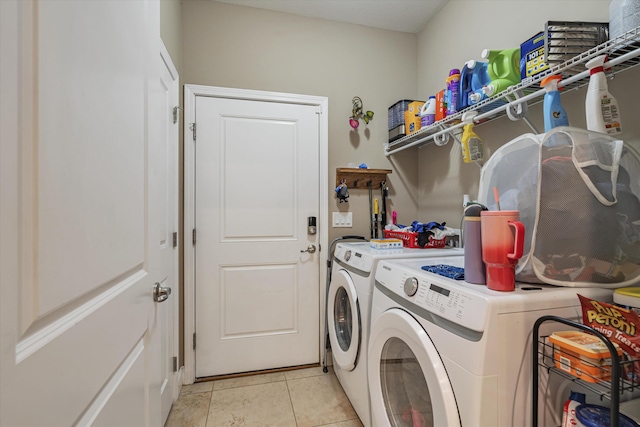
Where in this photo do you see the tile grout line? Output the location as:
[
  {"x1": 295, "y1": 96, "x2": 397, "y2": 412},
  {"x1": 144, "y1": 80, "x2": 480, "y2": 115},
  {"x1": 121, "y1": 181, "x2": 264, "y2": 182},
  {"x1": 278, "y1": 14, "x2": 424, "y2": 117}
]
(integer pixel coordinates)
[
  {"x1": 205, "y1": 389, "x2": 212, "y2": 427},
  {"x1": 284, "y1": 375, "x2": 300, "y2": 427}
]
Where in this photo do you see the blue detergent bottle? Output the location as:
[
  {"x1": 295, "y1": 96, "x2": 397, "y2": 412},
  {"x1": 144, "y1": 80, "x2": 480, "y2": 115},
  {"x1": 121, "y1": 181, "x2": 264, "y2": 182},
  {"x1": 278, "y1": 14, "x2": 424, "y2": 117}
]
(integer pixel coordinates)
[
  {"x1": 467, "y1": 60, "x2": 491, "y2": 105},
  {"x1": 540, "y1": 74, "x2": 569, "y2": 132},
  {"x1": 458, "y1": 61, "x2": 474, "y2": 110}
]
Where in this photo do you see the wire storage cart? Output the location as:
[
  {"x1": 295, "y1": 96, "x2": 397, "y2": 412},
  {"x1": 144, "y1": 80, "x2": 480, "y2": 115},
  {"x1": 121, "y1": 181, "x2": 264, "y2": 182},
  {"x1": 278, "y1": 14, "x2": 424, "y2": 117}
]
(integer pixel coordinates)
[{"x1": 532, "y1": 315, "x2": 640, "y2": 427}]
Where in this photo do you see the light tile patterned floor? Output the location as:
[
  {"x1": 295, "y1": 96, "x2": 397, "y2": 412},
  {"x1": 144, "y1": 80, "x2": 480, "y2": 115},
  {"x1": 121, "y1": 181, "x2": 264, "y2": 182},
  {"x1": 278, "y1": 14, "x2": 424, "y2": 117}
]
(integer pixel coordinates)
[{"x1": 165, "y1": 366, "x2": 363, "y2": 427}]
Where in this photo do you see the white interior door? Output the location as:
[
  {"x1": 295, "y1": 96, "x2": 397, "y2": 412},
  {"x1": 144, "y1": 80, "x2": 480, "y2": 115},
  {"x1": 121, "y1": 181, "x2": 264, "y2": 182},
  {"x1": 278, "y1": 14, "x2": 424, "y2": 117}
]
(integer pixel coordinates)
[
  {"x1": 192, "y1": 92, "x2": 322, "y2": 377},
  {"x1": 0, "y1": 1, "x2": 164, "y2": 426},
  {"x1": 152, "y1": 43, "x2": 180, "y2": 423}
]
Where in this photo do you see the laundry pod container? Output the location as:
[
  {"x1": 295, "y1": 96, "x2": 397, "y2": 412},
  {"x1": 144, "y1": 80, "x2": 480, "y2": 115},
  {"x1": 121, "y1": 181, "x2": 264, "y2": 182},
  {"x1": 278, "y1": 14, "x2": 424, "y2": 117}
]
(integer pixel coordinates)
[
  {"x1": 575, "y1": 404, "x2": 640, "y2": 427},
  {"x1": 614, "y1": 287, "x2": 640, "y2": 315},
  {"x1": 620, "y1": 399, "x2": 640, "y2": 424}
]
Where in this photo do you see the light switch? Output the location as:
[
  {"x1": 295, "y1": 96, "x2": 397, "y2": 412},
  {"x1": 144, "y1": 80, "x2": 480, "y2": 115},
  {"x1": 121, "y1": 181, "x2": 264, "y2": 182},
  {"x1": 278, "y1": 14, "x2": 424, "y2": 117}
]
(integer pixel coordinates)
[{"x1": 332, "y1": 212, "x2": 353, "y2": 228}]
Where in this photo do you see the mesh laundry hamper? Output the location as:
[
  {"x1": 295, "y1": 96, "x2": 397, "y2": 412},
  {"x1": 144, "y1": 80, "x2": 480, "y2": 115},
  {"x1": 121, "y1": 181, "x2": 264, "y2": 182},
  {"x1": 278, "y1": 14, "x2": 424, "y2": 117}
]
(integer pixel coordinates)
[{"x1": 478, "y1": 127, "x2": 640, "y2": 287}]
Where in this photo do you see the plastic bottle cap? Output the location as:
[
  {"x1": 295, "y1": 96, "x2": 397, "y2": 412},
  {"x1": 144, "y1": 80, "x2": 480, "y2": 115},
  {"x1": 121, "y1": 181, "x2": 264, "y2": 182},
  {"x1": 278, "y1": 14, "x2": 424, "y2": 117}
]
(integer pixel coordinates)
[
  {"x1": 469, "y1": 92, "x2": 481, "y2": 103},
  {"x1": 482, "y1": 85, "x2": 495, "y2": 96},
  {"x1": 540, "y1": 74, "x2": 563, "y2": 89}
]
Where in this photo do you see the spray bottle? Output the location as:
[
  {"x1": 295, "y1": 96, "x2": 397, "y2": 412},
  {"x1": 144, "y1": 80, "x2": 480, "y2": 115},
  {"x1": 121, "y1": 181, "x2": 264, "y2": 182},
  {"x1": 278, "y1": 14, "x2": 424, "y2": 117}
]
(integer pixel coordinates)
[
  {"x1": 460, "y1": 111, "x2": 484, "y2": 163},
  {"x1": 540, "y1": 74, "x2": 569, "y2": 132},
  {"x1": 585, "y1": 55, "x2": 622, "y2": 135}
]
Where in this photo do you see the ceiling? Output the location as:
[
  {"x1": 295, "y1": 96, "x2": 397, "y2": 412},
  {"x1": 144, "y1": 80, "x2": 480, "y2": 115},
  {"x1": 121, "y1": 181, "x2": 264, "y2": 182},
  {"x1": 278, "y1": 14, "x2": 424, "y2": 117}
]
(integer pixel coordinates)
[{"x1": 212, "y1": 0, "x2": 450, "y2": 33}]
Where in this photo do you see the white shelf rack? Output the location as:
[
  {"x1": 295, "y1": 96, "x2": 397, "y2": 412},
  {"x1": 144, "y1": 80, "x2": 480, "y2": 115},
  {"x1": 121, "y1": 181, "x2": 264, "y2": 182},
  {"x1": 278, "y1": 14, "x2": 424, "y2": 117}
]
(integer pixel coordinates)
[{"x1": 385, "y1": 25, "x2": 640, "y2": 157}]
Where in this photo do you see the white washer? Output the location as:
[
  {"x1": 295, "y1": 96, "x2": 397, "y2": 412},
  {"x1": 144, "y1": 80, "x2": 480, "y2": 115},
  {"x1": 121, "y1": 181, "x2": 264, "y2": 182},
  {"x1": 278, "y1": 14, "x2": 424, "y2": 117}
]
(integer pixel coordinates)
[
  {"x1": 328, "y1": 242, "x2": 462, "y2": 427},
  {"x1": 368, "y1": 256, "x2": 613, "y2": 427}
]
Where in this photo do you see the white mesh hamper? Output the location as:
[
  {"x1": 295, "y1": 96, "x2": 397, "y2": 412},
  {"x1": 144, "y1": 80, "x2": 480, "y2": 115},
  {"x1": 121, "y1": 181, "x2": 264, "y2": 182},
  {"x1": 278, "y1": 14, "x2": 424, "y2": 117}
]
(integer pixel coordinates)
[{"x1": 478, "y1": 127, "x2": 640, "y2": 287}]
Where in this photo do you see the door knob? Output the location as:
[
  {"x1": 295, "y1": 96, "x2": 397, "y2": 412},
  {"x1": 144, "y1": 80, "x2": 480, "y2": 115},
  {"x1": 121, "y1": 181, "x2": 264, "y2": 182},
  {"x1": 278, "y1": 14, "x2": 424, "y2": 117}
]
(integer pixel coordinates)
[
  {"x1": 300, "y1": 245, "x2": 316, "y2": 253},
  {"x1": 153, "y1": 282, "x2": 172, "y2": 303}
]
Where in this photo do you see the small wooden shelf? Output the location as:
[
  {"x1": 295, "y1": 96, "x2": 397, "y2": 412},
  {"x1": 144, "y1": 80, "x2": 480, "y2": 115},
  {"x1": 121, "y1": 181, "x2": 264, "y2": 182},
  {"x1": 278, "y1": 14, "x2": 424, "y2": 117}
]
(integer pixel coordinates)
[{"x1": 336, "y1": 168, "x2": 391, "y2": 189}]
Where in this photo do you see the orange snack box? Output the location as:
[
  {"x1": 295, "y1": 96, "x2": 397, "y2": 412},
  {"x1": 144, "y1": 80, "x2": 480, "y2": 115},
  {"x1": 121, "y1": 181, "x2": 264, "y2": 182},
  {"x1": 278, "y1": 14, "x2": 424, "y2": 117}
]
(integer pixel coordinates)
[{"x1": 549, "y1": 330, "x2": 623, "y2": 383}]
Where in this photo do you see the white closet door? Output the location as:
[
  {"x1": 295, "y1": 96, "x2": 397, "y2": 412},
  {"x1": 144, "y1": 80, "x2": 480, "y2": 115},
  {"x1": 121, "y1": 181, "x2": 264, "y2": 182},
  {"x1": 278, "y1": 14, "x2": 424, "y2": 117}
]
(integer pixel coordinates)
[{"x1": 0, "y1": 1, "x2": 164, "y2": 425}]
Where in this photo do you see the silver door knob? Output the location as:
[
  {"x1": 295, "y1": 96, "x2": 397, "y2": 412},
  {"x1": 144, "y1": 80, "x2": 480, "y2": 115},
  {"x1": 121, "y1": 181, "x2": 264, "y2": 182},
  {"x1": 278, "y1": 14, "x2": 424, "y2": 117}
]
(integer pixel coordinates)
[
  {"x1": 300, "y1": 245, "x2": 316, "y2": 253},
  {"x1": 153, "y1": 282, "x2": 172, "y2": 303}
]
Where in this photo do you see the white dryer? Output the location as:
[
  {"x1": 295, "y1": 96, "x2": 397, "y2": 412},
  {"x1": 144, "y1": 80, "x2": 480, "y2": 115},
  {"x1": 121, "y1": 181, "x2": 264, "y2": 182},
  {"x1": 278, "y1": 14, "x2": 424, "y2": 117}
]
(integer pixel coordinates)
[
  {"x1": 328, "y1": 242, "x2": 462, "y2": 427},
  {"x1": 368, "y1": 256, "x2": 613, "y2": 427}
]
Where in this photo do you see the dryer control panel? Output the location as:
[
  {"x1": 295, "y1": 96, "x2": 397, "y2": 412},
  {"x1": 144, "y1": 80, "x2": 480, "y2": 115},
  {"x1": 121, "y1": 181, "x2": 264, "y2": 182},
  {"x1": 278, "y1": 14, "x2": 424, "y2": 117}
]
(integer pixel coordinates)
[{"x1": 334, "y1": 246, "x2": 374, "y2": 274}]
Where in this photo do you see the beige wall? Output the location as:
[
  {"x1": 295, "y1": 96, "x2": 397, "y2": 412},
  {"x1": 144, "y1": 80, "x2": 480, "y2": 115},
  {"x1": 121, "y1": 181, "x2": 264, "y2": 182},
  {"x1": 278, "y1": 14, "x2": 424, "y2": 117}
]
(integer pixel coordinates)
[
  {"x1": 160, "y1": 0, "x2": 183, "y2": 74},
  {"x1": 182, "y1": 0, "x2": 421, "y2": 242},
  {"x1": 415, "y1": 0, "x2": 640, "y2": 227}
]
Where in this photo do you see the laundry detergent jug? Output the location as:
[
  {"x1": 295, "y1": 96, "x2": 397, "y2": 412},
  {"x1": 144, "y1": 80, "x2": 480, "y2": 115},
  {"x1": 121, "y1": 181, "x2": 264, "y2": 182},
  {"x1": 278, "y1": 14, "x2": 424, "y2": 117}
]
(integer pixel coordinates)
[{"x1": 481, "y1": 48, "x2": 521, "y2": 97}]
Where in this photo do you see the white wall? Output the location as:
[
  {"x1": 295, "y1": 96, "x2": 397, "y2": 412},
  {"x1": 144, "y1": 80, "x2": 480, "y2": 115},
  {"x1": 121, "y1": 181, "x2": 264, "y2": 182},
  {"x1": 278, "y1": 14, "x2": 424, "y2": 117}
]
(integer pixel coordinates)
[
  {"x1": 182, "y1": 0, "x2": 422, "y2": 242},
  {"x1": 415, "y1": 0, "x2": 640, "y2": 226}
]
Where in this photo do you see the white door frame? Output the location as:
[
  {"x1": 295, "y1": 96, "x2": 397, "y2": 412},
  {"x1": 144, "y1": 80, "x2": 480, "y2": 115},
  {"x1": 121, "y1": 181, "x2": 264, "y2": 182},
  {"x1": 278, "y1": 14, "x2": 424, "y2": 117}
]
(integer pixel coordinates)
[
  {"x1": 159, "y1": 41, "x2": 182, "y2": 404},
  {"x1": 183, "y1": 85, "x2": 328, "y2": 383}
]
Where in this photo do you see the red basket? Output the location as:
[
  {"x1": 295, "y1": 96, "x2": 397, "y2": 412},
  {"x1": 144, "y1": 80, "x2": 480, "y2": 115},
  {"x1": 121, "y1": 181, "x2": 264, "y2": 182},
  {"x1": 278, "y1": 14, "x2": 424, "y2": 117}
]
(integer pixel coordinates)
[{"x1": 383, "y1": 230, "x2": 446, "y2": 249}]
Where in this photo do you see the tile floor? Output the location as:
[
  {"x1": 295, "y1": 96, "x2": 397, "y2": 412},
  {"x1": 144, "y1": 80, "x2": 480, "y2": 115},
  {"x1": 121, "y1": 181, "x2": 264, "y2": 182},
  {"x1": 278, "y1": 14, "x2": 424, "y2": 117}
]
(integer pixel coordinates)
[{"x1": 165, "y1": 366, "x2": 363, "y2": 427}]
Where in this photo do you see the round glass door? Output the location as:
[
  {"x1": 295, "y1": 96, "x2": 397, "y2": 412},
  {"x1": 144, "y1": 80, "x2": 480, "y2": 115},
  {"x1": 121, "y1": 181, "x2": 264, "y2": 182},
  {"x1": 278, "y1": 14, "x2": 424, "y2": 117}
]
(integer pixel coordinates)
[
  {"x1": 368, "y1": 308, "x2": 460, "y2": 427},
  {"x1": 327, "y1": 269, "x2": 360, "y2": 371}
]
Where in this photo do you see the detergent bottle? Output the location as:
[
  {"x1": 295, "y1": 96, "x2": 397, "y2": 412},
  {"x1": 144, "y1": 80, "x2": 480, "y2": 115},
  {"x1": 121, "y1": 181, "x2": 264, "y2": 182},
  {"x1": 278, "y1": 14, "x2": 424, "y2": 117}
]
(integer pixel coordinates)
[
  {"x1": 458, "y1": 62, "x2": 474, "y2": 110},
  {"x1": 460, "y1": 111, "x2": 484, "y2": 163},
  {"x1": 420, "y1": 96, "x2": 436, "y2": 127},
  {"x1": 585, "y1": 54, "x2": 622, "y2": 135},
  {"x1": 481, "y1": 48, "x2": 521, "y2": 97},
  {"x1": 561, "y1": 391, "x2": 586, "y2": 427},
  {"x1": 540, "y1": 74, "x2": 569, "y2": 132},
  {"x1": 467, "y1": 60, "x2": 491, "y2": 104},
  {"x1": 446, "y1": 68, "x2": 461, "y2": 115}
]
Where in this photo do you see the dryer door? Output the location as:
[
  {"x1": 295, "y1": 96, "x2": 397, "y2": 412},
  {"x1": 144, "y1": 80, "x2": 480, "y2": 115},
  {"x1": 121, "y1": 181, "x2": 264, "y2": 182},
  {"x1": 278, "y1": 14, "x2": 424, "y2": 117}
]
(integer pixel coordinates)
[
  {"x1": 327, "y1": 269, "x2": 361, "y2": 371},
  {"x1": 368, "y1": 308, "x2": 461, "y2": 427}
]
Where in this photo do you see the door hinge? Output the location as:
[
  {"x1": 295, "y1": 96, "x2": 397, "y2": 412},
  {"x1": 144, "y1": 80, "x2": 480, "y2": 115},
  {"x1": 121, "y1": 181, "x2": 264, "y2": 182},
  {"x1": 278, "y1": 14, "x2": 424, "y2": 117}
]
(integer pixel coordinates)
[
  {"x1": 173, "y1": 106, "x2": 182, "y2": 124},
  {"x1": 190, "y1": 122, "x2": 196, "y2": 141},
  {"x1": 193, "y1": 333, "x2": 196, "y2": 350},
  {"x1": 316, "y1": 105, "x2": 323, "y2": 114},
  {"x1": 192, "y1": 229, "x2": 196, "y2": 245},
  {"x1": 172, "y1": 356, "x2": 178, "y2": 373},
  {"x1": 172, "y1": 231, "x2": 178, "y2": 248}
]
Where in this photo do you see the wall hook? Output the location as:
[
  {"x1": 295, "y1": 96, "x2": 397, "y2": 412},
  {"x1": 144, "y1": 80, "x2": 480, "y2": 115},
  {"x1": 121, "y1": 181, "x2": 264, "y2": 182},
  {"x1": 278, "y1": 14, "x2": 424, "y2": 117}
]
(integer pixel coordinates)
[{"x1": 433, "y1": 131, "x2": 450, "y2": 146}]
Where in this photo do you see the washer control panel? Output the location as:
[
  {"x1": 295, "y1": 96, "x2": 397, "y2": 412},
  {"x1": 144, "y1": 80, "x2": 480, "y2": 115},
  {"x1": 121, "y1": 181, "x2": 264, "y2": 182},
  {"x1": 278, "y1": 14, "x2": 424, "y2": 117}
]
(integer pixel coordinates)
[{"x1": 375, "y1": 260, "x2": 489, "y2": 332}]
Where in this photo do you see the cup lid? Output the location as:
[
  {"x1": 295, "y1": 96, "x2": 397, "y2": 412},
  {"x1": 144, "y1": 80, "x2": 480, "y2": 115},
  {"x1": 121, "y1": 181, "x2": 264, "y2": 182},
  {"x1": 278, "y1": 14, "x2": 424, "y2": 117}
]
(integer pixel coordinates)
[{"x1": 480, "y1": 210, "x2": 519, "y2": 216}]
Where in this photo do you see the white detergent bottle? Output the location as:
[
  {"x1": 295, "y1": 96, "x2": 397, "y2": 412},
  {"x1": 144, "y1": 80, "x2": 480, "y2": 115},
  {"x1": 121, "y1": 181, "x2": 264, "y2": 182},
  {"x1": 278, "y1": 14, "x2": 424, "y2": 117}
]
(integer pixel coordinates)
[
  {"x1": 585, "y1": 55, "x2": 622, "y2": 135},
  {"x1": 561, "y1": 391, "x2": 586, "y2": 427}
]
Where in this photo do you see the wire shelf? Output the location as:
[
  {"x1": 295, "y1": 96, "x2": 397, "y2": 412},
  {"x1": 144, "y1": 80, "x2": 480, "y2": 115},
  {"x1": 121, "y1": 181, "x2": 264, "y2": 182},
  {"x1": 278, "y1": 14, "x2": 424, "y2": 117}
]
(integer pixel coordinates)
[
  {"x1": 532, "y1": 315, "x2": 640, "y2": 427},
  {"x1": 385, "y1": 25, "x2": 640, "y2": 156},
  {"x1": 537, "y1": 335, "x2": 639, "y2": 400}
]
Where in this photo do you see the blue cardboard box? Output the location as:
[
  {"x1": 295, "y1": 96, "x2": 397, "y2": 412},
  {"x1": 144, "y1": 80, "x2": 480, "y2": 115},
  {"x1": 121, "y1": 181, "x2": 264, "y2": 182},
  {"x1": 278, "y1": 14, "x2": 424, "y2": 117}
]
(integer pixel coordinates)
[{"x1": 520, "y1": 31, "x2": 550, "y2": 83}]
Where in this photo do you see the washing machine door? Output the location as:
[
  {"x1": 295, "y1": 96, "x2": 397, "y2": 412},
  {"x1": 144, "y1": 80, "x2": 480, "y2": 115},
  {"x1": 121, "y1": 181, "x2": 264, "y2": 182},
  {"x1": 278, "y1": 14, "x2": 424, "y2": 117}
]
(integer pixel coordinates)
[
  {"x1": 327, "y1": 269, "x2": 361, "y2": 371},
  {"x1": 368, "y1": 308, "x2": 461, "y2": 427}
]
